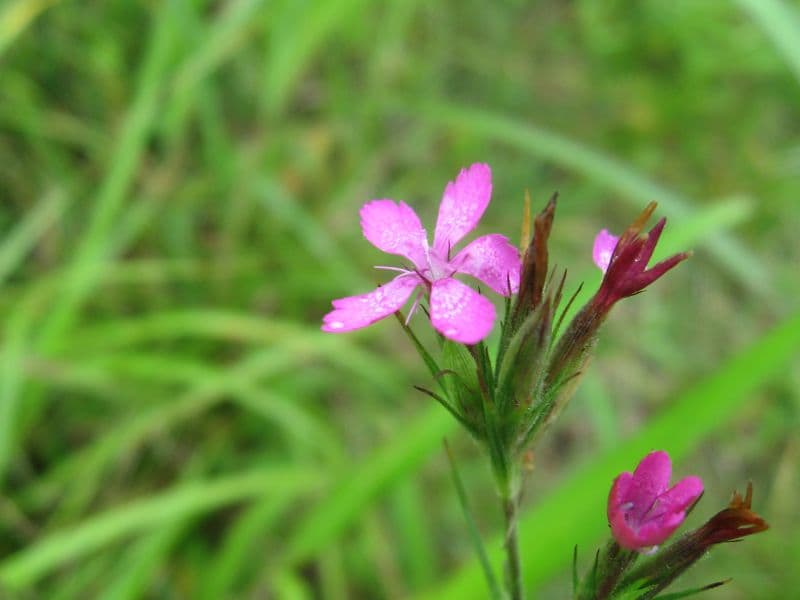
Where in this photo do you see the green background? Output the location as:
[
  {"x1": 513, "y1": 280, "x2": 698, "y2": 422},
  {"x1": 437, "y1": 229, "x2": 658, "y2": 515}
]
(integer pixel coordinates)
[{"x1": 0, "y1": 0, "x2": 798, "y2": 598}]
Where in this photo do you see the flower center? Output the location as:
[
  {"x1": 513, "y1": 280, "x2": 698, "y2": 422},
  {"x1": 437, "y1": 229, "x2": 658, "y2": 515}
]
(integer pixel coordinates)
[{"x1": 421, "y1": 239, "x2": 455, "y2": 282}]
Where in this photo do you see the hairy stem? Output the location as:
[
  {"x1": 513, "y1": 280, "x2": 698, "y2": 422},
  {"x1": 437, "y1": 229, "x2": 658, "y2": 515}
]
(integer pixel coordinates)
[{"x1": 503, "y1": 492, "x2": 523, "y2": 600}]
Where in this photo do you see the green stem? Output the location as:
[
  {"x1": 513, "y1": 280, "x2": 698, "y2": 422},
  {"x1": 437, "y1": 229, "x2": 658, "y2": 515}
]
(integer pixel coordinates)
[{"x1": 501, "y1": 483, "x2": 523, "y2": 600}]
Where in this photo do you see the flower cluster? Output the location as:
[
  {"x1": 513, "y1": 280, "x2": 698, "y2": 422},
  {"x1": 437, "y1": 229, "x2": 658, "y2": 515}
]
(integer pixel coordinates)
[{"x1": 322, "y1": 163, "x2": 767, "y2": 600}]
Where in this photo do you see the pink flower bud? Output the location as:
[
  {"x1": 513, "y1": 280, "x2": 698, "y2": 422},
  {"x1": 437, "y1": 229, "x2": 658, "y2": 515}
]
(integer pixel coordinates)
[{"x1": 592, "y1": 203, "x2": 690, "y2": 312}]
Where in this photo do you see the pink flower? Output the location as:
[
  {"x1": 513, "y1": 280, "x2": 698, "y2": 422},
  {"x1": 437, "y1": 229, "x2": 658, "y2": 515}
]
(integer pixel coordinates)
[
  {"x1": 608, "y1": 450, "x2": 704, "y2": 551},
  {"x1": 322, "y1": 163, "x2": 521, "y2": 344}
]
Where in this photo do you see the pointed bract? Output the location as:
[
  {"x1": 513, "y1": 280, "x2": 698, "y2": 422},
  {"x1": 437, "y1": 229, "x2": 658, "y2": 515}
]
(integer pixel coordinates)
[
  {"x1": 515, "y1": 193, "x2": 557, "y2": 320},
  {"x1": 694, "y1": 482, "x2": 769, "y2": 546}
]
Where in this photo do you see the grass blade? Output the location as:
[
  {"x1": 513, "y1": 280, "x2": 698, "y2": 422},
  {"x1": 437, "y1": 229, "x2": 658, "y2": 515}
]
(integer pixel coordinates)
[
  {"x1": 0, "y1": 189, "x2": 67, "y2": 288},
  {"x1": 0, "y1": 0, "x2": 57, "y2": 59},
  {"x1": 737, "y1": 0, "x2": 800, "y2": 84},
  {"x1": 0, "y1": 468, "x2": 322, "y2": 590},
  {"x1": 281, "y1": 405, "x2": 455, "y2": 567},
  {"x1": 37, "y1": 0, "x2": 180, "y2": 349}
]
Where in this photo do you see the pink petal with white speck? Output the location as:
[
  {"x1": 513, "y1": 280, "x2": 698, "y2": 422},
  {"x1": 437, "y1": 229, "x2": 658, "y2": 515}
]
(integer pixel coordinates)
[
  {"x1": 607, "y1": 471, "x2": 634, "y2": 523},
  {"x1": 360, "y1": 200, "x2": 428, "y2": 270},
  {"x1": 433, "y1": 163, "x2": 492, "y2": 256},
  {"x1": 322, "y1": 274, "x2": 420, "y2": 333},
  {"x1": 429, "y1": 277, "x2": 495, "y2": 344},
  {"x1": 453, "y1": 234, "x2": 521, "y2": 296},
  {"x1": 593, "y1": 229, "x2": 619, "y2": 273}
]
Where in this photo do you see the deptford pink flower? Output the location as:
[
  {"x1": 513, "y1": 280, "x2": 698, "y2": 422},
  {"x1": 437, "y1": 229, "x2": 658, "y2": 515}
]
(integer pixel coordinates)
[
  {"x1": 322, "y1": 163, "x2": 521, "y2": 344},
  {"x1": 608, "y1": 450, "x2": 704, "y2": 551},
  {"x1": 592, "y1": 203, "x2": 690, "y2": 311}
]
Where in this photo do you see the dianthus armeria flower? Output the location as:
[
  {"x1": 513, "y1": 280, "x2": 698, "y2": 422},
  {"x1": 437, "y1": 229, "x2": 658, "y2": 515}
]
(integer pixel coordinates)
[
  {"x1": 322, "y1": 163, "x2": 521, "y2": 344},
  {"x1": 608, "y1": 450, "x2": 704, "y2": 552},
  {"x1": 591, "y1": 203, "x2": 690, "y2": 312}
]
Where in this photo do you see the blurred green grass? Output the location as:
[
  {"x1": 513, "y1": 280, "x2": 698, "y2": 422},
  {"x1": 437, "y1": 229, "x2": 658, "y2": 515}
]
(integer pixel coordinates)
[{"x1": 0, "y1": 1, "x2": 798, "y2": 598}]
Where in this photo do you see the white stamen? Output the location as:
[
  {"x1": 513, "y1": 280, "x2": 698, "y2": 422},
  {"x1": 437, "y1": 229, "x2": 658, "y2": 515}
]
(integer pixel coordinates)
[
  {"x1": 374, "y1": 265, "x2": 411, "y2": 274},
  {"x1": 405, "y1": 290, "x2": 422, "y2": 325}
]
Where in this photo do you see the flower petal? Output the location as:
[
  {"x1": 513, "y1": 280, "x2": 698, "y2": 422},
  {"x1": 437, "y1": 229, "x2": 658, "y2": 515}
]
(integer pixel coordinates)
[
  {"x1": 453, "y1": 234, "x2": 521, "y2": 296},
  {"x1": 360, "y1": 200, "x2": 428, "y2": 269},
  {"x1": 628, "y1": 451, "x2": 672, "y2": 521},
  {"x1": 609, "y1": 511, "x2": 643, "y2": 550},
  {"x1": 607, "y1": 471, "x2": 633, "y2": 522},
  {"x1": 433, "y1": 163, "x2": 492, "y2": 255},
  {"x1": 656, "y1": 475, "x2": 704, "y2": 516},
  {"x1": 430, "y1": 277, "x2": 495, "y2": 344},
  {"x1": 592, "y1": 229, "x2": 619, "y2": 273},
  {"x1": 322, "y1": 275, "x2": 420, "y2": 333},
  {"x1": 630, "y1": 477, "x2": 702, "y2": 548},
  {"x1": 634, "y1": 514, "x2": 683, "y2": 548}
]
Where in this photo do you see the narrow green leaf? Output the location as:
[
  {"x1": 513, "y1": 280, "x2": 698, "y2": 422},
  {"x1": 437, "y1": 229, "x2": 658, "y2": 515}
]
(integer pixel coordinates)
[
  {"x1": 654, "y1": 579, "x2": 729, "y2": 599},
  {"x1": 444, "y1": 440, "x2": 503, "y2": 600},
  {"x1": 397, "y1": 313, "x2": 444, "y2": 382}
]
